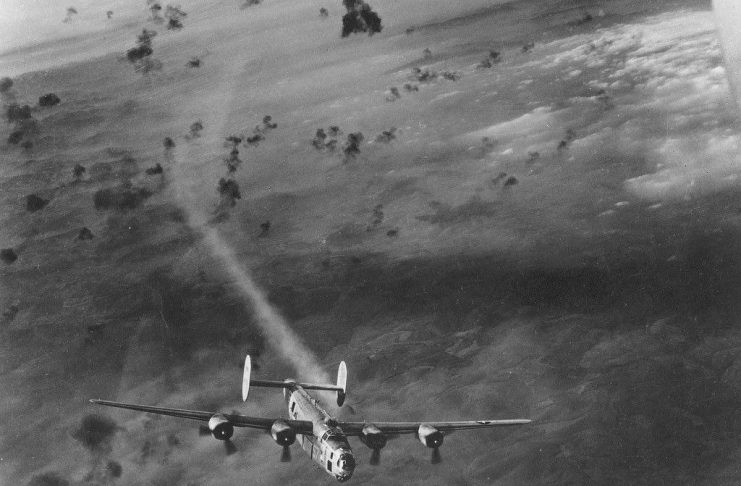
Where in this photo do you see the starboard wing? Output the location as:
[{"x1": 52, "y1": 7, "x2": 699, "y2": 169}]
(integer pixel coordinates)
[{"x1": 337, "y1": 418, "x2": 531, "y2": 435}]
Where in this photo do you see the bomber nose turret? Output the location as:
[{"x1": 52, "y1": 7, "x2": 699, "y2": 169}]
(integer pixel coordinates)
[{"x1": 335, "y1": 451, "x2": 355, "y2": 481}]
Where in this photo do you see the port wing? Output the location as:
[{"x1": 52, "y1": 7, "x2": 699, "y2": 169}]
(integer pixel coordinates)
[{"x1": 89, "y1": 399, "x2": 314, "y2": 433}]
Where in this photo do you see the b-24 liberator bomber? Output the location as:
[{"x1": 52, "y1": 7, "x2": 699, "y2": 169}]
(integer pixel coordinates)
[{"x1": 91, "y1": 356, "x2": 531, "y2": 482}]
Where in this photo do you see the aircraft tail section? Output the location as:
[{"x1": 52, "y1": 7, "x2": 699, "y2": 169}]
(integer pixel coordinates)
[
  {"x1": 336, "y1": 360, "x2": 347, "y2": 406},
  {"x1": 242, "y1": 355, "x2": 348, "y2": 406}
]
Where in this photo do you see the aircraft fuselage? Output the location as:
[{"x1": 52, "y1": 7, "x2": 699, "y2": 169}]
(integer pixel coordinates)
[{"x1": 283, "y1": 382, "x2": 355, "y2": 482}]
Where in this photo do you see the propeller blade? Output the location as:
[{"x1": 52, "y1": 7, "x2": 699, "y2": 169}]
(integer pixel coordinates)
[
  {"x1": 281, "y1": 445, "x2": 291, "y2": 463},
  {"x1": 431, "y1": 447, "x2": 442, "y2": 465},
  {"x1": 224, "y1": 440, "x2": 238, "y2": 456},
  {"x1": 370, "y1": 448, "x2": 381, "y2": 466},
  {"x1": 199, "y1": 425, "x2": 211, "y2": 436}
]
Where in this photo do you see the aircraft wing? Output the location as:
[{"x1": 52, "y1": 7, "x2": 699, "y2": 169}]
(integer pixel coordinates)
[
  {"x1": 337, "y1": 418, "x2": 531, "y2": 435},
  {"x1": 89, "y1": 399, "x2": 314, "y2": 434}
]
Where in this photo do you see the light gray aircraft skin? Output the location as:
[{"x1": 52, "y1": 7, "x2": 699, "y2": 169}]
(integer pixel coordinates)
[{"x1": 91, "y1": 356, "x2": 531, "y2": 482}]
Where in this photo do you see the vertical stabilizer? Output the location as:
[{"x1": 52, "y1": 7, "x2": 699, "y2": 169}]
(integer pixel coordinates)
[
  {"x1": 336, "y1": 361, "x2": 347, "y2": 407},
  {"x1": 242, "y1": 355, "x2": 252, "y2": 402}
]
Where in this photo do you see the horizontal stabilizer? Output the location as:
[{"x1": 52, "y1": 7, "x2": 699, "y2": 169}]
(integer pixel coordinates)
[
  {"x1": 251, "y1": 379, "x2": 343, "y2": 392},
  {"x1": 241, "y1": 355, "x2": 347, "y2": 404}
]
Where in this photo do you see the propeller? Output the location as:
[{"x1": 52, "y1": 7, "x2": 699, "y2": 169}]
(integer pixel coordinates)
[
  {"x1": 199, "y1": 425, "x2": 238, "y2": 456},
  {"x1": 369, "y1": 448, "x2": 381, "y2": 466},
  {"x1": 280, "y1": 445, "x2": 291, "y2": 463},
  {"x1": 431, "y1": 447, "x2": 442, "y2": 465},
  {"x1": 224, "y1": 440, "x2": 238, "y2": 456}
]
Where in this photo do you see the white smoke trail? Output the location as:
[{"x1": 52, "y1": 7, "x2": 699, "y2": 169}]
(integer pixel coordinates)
[
  {"x1": 198, "y1": 224, "x2": 331, "y2": 384},
  {"x1": 165, "y1": 53, "x2": 331, "y2": 385}
]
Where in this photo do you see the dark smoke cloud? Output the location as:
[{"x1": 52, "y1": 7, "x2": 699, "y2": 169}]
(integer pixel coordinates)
[
  {"x1": 240, "y1": 0, "x2": 262, "y2": 9},
  {"x1": 262, "y1": 115, "x2": 277, "y2": 130},
  {"x1": 73, "y1": 163, "x2": 86, "y2": 180},
  {"x1": 341, "y1": 0, "x2": 382, "y2": 37},
  {"x1": 4, "y1": 100, "x2": 40, "y2": 148},
  {"x1": 312, "y1": 128, "x2": 327, "y2": 149},
  {"x1": 343, "y1": 131, "x2": 364, "y2": 161},
  {"x1": 148, "y1": 1, "x2": 164, "y2": 24},
  {"x1": 187, "y1": 120, "x2": 203, "y2": 138},
  {"x1": 411, "y1": 67, "x2": 437, "y2": 82},
  {"x1": 477, "y1": 50, "x2": 501, "y2": 69},
  {"x1": 225, "y1": 148, "x2": 242, "y2": 173},
  {"x1": 38, "y1": 93, "x2": 61, "y2": 107},
  {"x1": 62, "y1": 7, "x2": 77, "y2": 24},
  {"x1": 242, "y1": 115, "x2": 277, "y2": 147},
  {"x1": 0, "y1": 81, "x2": 30, "y2": 146},
  {"x1": 245, "y1": 132, "x2": 263, "y2": 145},
  {"x1": 366, "y1": 204, "x2": 384, "y2": 231},
  {"x1": 164, "y1": 5, "x2": 187, "y2": 30},
  {"x1": 27, "y1": 472, "x2": 69, "y2": 486},
  {"x1": 225, "y1": 134, "x2": 242, "y2": 146},
  {"x1": 385, "y1": 86, "x2": 400, "y2": 101},
  {"x1": 71, "y1": 414, "x2": 119, "y2": 452},
  {"x1": 77, "y1": 227, "x2": 94, "y2": 240},
  {"x1": 217, "y1": 178, "x2": 241, "y2": 207},
  {"x1": 106, "y1": 460, "x2": 123, "y2": 478},
  {"x1": 126, "y1": 29, "x2": 162, "y2": 74},
  {"x1": 145, "y1": 163, "x2": 164, "y2": 175},
  {"x1": 374, "y1": 127, "x2": 397, "y2": 143},
  {"x1": 6, "y1": 103, "x2": 31, "y2": 123}
]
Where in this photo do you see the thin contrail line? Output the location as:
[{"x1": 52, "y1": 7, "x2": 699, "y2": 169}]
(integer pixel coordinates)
[{"x1": 167, "y1": 49, "x2": 330, "y2": 384}]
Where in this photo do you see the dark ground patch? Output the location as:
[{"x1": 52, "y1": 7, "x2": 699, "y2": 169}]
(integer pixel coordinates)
[
  {"x1": 417, "y1": 197, "x2": 498, "y2": 225},
  {"x1": 93, "y1": 186, "x2": 152, "y2": 211},
  {"x1": 246, "y1": 212, "x2": 741, "y2": 482}
]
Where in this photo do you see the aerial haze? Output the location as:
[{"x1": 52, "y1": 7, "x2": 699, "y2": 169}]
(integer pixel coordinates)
[{"x1": 4, "y1": 0, "x2": 741, "y2": 484}]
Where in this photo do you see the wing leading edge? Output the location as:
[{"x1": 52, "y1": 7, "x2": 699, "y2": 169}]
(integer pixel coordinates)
[
  {"x1": 89, "y1": 399, "x2": 313, "y2": 434},
  {"x1": 338, "y1": 418, "x2": 532, "y2": 435}
]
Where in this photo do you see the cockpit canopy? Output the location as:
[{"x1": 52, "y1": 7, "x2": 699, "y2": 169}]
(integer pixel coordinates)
[
  {"x1": 326, "y1": 435, "x2": 350, "y2": 450},
  {"x1": 321, "y1": 429, "x2": 351, "y2": 450}
]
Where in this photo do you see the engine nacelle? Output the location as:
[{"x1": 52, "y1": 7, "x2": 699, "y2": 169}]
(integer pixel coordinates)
[
  {"x1": 417, "y1": 424, "x2": 443, "y2": 448},
  {"x1": 208, "y1": 414, "x2": 234, "y2": 441},
  {"x1": 271, "y1": 420, "x2": 296, "y2": 446},
  {"x1": 360, "y1": 424, "x2": 387, "y2": 450}
]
